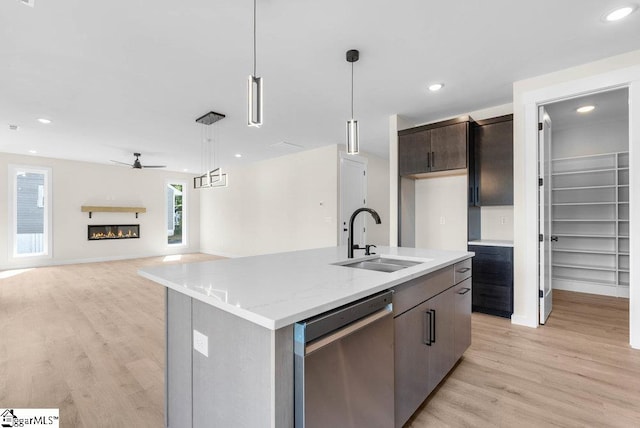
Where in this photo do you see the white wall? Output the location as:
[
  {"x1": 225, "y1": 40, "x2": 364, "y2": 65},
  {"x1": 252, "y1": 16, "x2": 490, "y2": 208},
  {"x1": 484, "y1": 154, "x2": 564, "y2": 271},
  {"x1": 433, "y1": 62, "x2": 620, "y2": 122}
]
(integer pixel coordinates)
[
  {"x1": 512, "y1": 49, "x2": 640, "y2": 349},
  {"x1": 199, "y1": 145, "x2": 339, "y2": 257},
  {"x1": 0, "y1": 153, "x2": 200, "y2": 269},
  {"x1": 552, "y1": 119, "x2": 629, "y2": 159},
  {"x1": 480, "y1": 206, "x2": 514, "y2": 241},
  {"x1": 414, "y1": 172, "x2": 468, "y2": 251},
  {"x1": 364, "y1": 151, "x2": 390, "y2": 246}
]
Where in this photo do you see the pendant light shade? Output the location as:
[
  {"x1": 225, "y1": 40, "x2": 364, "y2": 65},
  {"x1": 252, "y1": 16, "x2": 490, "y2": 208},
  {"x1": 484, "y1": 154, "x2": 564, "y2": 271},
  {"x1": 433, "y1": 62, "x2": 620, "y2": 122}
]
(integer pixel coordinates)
[
  {"x1": 346, "y1": 49, "x2": 360, "y2": 155},
  {"x1": 248, "y1": 0, "x2": 263, "y2": 127},
  {"x1": 248, "y1": 75, "x2": 263, "y2": 127},
  {"x1": 346, "y1": 119, "x2": 359, "y2": 155},
  {"x1": 194, "y1": 111, "x2": 228, "y2": 189}
]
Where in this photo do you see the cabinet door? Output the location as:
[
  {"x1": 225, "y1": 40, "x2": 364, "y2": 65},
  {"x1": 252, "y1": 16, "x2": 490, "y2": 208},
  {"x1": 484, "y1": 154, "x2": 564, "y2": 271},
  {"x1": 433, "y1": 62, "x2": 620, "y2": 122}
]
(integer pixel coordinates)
[
  {"x1": 453, "y1": 278, "x2": 472, "y2": 361},
  {"x1": 426, "y1": 289, "x2": 455, "y2": 390},
  {"x1": 475, "y1": 120, "x2": 513, "y2": 205},
  {"x1": 469, "y1": 245, "x2": 514, "y2": 317},
  {"x1": 399, "y1": 130, "x2": 430, "y2": 176},
  {"x1": 394, "y1": 300, "x2": 431, "y2": 428},
  {"x1": 430, "y1": 122, "x2": 467, "y2": 172}
]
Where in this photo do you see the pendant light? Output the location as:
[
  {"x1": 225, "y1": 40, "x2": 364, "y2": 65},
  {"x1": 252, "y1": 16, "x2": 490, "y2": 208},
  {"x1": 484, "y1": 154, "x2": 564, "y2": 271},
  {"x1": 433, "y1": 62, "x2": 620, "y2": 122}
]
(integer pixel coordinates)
[
  {"x1": 194, "y1": 111, "x2": 228, "y2": 189},
  {"x1": 346, "y1": 49, "x2": 360, "y2": 155},
  {"x1": 248, "y1": 0, "x2": 263, "y2": 127}
]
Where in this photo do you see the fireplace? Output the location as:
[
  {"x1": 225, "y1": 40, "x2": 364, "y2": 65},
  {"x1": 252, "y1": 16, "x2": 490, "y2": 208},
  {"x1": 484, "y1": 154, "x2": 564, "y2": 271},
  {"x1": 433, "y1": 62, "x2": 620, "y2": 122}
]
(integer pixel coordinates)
[{"x1": 88, "y1": 224, "x2": 140, "y2": 240}]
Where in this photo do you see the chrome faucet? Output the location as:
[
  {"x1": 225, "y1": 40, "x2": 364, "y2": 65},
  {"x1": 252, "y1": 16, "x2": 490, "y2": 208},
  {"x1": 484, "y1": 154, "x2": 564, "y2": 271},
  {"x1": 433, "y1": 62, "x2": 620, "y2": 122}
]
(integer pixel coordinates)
[{"x1": 348, "y1": 208, "x2": 382, "y2": 258}]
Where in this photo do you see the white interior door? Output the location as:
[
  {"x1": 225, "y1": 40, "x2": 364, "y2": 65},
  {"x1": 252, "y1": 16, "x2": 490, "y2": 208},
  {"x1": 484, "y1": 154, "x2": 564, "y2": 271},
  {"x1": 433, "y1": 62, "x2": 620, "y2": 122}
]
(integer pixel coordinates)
[
  {"x1": 339, "y1": 155, "x2": 367, "y2": 247},
  {"x1": 539, "y1": 106, "x2": 553, "y2": 324}
]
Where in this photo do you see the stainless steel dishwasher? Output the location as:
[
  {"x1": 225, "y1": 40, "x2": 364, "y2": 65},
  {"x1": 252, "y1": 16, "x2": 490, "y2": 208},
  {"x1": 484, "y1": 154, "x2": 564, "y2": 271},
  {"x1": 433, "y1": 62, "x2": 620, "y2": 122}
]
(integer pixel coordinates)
[{"x1": 294, "y1": 290, "x2": 394, "y2": 428}]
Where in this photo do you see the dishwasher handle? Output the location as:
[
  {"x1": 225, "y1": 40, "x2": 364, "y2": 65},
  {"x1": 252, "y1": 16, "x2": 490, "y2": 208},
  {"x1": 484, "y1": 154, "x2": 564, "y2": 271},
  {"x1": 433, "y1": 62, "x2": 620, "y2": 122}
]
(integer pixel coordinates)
[{"x1": 305, "y1": 306, "x2": 392, "y2": 355}]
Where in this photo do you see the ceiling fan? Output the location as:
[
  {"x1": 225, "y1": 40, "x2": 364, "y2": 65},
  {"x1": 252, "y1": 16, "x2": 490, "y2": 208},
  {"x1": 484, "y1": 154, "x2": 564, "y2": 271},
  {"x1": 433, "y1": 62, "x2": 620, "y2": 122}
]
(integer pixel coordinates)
[{"x1": 111, "y1": 153, "x2": 166, "y2": 169}]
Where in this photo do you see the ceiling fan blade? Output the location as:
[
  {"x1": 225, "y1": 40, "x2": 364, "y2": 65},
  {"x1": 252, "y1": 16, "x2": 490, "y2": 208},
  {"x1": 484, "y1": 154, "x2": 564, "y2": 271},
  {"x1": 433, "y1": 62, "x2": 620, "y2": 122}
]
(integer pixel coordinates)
[
  {"x1": 142, "y1": 165, "x2": 166, "y2": 168},
  {"x1": 111, "y1": 160, "x2": 133, "y2": 166}
]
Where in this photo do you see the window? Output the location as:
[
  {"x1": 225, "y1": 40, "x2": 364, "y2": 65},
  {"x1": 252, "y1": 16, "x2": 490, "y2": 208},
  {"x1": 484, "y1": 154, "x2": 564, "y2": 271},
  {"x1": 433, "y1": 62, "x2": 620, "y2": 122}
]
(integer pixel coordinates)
[
  {"x1": 9, "y1": 165, "x2": 52, "y2": 258},
  {"x1": 167, "y1": 182, "x2": 186, "y2": 246}
]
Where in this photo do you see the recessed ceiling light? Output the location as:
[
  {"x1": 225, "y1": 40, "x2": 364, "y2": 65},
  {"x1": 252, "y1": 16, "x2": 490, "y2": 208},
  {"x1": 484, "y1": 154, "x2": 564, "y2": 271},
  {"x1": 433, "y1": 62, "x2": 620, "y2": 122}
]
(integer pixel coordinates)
[
  {"x1": 605, "y1": 6, "x2": 635, "y2": 21},
  {"x1": 576, "y1": 105, "x2": 596, "y2": 113},
  {"x1": 234, "y1": 153, "x2": 242, "y2": 158},
  {"x1": 428, "y1": 83, "x2": 444, "y2": 92},
  {"x1": 29, "y1": 149, "x2": 37, "y2": 154},
  {"x1": 37, "y1": 118, "x2": 52, "y2": 124},
  {"x1": 183, "y1": 168, "x2": 189, "y2": 172}
]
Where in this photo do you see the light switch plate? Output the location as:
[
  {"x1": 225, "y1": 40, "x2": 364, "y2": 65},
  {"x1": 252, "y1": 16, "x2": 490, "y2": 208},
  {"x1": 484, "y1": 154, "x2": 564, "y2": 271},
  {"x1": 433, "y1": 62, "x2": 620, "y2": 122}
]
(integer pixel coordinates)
[{"x1": 193, "y1": 329, "x2": 209, "y2": 357}]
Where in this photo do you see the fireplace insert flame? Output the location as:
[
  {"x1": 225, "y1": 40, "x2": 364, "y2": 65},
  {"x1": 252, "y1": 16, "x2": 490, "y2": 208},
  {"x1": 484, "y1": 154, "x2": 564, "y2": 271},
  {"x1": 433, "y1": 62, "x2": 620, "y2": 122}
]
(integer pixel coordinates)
[{"x1": 88, "y1": 225, "x2": 140, "y2": 240}]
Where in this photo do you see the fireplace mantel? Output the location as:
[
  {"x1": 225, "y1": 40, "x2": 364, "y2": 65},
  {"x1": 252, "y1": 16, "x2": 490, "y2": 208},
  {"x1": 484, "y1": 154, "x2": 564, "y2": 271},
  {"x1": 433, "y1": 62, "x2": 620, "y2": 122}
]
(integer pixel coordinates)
[{"x1": 81, "y1": 206, "x2": 146, "y2": 219}]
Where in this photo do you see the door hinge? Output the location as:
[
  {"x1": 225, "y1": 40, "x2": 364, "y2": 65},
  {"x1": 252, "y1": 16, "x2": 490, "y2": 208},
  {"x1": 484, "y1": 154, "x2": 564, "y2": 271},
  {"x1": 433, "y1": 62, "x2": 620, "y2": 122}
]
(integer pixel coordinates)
[
  {"x1": 538, "y1": 122, "x2": 543, "y2": 131},
  {"x1": 539, "y1": 178, "x2": 543, "y2": 186},
  {"x1": 363, "y1": 170, "x2": 366, "y2": 176},
  {"x1": 539, "y1": 234, "x2": 543, "y2": 242},
  {"x1": 363, "y1": 198, "x2": 366, "y2": 204},
  {"x1": 539, "y1": 290, "x2": 544, "y2": 298}
]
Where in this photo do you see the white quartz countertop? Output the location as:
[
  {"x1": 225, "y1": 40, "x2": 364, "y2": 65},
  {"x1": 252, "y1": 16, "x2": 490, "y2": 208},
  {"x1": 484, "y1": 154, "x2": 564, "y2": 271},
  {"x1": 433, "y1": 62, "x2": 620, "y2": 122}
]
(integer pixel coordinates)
[
  {"x1": 468, "y1": 240, "x2": 514, "y2": 247},
  {"x1": 138, "y1": 246, "x2": 473, "y2": 330}
]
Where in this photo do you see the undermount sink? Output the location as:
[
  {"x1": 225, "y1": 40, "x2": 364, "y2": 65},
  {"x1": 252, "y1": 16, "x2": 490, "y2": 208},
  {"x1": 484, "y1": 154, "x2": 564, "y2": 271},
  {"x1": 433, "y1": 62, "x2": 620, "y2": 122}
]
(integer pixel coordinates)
[{"x1": 335, "y1": 255, "x2": 429, "y2": 273}]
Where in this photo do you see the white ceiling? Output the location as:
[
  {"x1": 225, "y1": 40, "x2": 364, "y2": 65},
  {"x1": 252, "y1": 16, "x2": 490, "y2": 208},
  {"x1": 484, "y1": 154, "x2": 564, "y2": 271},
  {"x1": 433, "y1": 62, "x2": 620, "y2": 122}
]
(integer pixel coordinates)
[
  {"x1": 544, "y1": 87, "x2": 629, "y2": 130},
  {"x1": 1, "y1": 0, "x2": 640, "y2": 172}
]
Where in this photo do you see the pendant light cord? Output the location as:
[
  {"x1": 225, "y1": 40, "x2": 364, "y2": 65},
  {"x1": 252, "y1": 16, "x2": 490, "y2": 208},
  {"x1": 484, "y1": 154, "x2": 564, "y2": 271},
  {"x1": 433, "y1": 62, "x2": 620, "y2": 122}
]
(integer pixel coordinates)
[
  {"x1": 351, "y1": 61, "x2": 354, "y2": 119},
  {"x1": 253, "y1": 0, "x2": 257, "y2": 76}
]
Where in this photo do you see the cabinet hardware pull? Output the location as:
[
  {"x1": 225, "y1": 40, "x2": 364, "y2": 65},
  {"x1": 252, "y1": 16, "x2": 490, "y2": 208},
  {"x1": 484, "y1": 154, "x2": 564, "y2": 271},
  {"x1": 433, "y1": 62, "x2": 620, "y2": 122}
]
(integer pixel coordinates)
[
  {"x1": 427, "y1": 152, "x2": 430, "y2": 168},
  {"x1": 475, "y1": 187, "x2": 479, "y2": 204},
  {"x1": 432, "y1": 151, "x2": 435, "y2": 167},
  {"x1": 456, "y1": 267, "x2": 471, "y2": 273},
  {"x1": 457, "y1": 287, "x2": 471, "y2": 295},
  {"x1": 430, "y1": 309, "x2": 436, "y2": 343},
  {"x1": 423, "y1": 311, "x2": 432, "y2": 346}
]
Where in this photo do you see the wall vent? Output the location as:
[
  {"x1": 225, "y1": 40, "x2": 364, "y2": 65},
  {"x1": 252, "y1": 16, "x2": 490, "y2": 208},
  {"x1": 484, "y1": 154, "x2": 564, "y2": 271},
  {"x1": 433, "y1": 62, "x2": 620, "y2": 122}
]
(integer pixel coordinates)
[{"x1": 270, "y1": 141, "x2": 303, "y2": 151}]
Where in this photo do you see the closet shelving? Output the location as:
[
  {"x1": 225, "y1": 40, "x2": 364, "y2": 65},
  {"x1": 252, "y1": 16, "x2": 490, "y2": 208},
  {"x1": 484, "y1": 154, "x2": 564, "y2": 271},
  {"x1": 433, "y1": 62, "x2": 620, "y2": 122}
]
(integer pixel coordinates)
[{"x1": 551, "y1": 152, "x2": 629, "y2": 297}]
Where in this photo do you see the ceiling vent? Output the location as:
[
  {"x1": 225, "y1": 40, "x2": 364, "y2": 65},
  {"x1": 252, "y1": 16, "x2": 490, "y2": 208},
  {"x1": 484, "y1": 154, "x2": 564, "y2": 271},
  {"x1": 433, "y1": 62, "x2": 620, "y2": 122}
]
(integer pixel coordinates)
[
  {"x1": 19, "y1": 0, "x2": 35, "y2": 7},
  {"x1": 9, "y1": 124, "x2": 19, "y2": 131}
]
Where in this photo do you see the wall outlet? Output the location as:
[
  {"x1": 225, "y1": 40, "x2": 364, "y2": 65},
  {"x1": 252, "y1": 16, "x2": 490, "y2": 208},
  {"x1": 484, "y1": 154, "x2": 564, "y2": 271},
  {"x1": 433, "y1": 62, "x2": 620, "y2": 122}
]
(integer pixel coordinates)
[
  {"x1": 439, "y1": 216, "x2": 446, "y2": 225},
  {"x1": 501, "y1": 216, "x2": 507, "y2": 225},
  {"x1": 193, "y1": 329, "x2": 208, "y2": 357}
]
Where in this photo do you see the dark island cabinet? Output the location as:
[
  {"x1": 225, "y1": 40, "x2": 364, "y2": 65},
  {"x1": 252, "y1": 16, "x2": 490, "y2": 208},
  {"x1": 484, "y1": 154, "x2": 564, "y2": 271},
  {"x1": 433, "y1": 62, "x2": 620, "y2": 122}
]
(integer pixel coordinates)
[
  {"x1": 472, "y1": 115, "x2": 513, "y2": 206},
  {"x1": 468, "y1": 245, "x2": 513, "y2": 318},
  {"x1": 398, "y1": 117, "x2": 470, "y2": 177}
]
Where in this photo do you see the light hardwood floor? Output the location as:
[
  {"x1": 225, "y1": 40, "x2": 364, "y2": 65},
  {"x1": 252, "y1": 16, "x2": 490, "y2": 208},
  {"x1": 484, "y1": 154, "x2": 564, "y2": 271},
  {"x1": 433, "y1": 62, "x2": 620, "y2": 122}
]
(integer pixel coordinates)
[
  {"x1": 1, "y1": 258, "x2": 638, "y2": 427},
  {"x1": 0, "y1": 254, "x2": 221, "y2": 427}
]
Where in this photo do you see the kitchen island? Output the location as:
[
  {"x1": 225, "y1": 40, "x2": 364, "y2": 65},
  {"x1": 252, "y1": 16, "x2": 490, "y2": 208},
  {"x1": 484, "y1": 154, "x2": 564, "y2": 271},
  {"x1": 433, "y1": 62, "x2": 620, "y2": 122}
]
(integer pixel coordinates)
[{"x1": 139, "y1": 246, "x2": 473, "y2": 428}]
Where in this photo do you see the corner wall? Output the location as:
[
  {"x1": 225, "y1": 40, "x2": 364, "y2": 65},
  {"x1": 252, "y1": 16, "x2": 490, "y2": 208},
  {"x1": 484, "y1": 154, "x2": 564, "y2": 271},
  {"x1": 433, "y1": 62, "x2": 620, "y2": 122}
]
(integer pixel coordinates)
[
  {"x1": 199, "y1": 145, "x2": 339, "y2": 257},
  {"x1": 0, "y1": 153, "x2": 200, "y2": 269}
]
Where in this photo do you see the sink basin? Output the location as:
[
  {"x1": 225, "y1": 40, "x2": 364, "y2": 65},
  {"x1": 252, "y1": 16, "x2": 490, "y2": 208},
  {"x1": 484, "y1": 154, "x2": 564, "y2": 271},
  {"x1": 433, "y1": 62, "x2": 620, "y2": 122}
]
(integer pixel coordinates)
[{"x1": 335, "y1": 255, "x2": 427, "y2": 273}]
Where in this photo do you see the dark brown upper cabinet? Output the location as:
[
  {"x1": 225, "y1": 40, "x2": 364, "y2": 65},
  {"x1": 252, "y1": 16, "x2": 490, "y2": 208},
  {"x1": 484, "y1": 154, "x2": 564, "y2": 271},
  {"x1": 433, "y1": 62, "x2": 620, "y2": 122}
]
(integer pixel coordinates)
[
  {"x1": 430, "y1": 122, "x2": 467, "y2": 172},
  {"x1": 398, "y1": 130, "x2": 430, "y2": 176},
  {"x1": 472, "y1": 115, "x2": 513, "y2": 206},
  {"x1": 398, "y1": 117, "x2": 470, "y2": 177}
]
